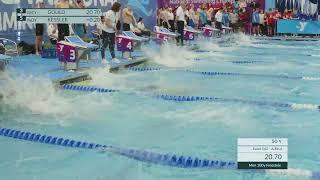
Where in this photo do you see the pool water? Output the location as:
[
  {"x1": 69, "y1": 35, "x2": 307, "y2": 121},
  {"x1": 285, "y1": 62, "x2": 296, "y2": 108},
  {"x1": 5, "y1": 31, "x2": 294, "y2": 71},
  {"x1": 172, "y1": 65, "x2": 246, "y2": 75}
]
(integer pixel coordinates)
[{"x1": 0, "y1": 34, "x2": 320, "y2": 180}]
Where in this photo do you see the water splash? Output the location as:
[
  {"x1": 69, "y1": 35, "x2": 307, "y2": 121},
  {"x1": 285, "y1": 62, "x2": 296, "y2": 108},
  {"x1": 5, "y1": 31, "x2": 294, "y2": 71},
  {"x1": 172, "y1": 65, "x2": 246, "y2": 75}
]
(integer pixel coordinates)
[
  {"x1": 143, "y1": 43, "x2": 196, "y2": 68},
  {"x1": 0, "y1": 71, "x2": 112, "y2": 120}
]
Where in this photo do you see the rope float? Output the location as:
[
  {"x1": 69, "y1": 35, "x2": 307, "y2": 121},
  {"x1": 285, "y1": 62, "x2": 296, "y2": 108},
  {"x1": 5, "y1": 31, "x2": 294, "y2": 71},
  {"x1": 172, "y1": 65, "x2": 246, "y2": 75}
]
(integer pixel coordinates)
[
  {"x1": 61, "y1": 84, "x2": 320, "y2": 111},
  {"x1": 231, "y1": 60, "x2": 265, "y2": 64},
  {"x1": 0, "y1": 127, "x2": 234, "y2": 169},
  {"x1": 0, "y1": 127, "x2": 319, "y2": 179},
  {"x1": 126, "y1": 67, "x2": 320, "y2": 81}
]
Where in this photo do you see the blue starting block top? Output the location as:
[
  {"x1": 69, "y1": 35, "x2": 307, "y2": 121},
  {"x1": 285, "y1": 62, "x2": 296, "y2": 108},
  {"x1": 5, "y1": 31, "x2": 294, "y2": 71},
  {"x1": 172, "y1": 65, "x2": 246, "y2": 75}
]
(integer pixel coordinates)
[
  {"x1": 65, "y1": 36, "x2": 99, "y2": 49},
  {"x1": 109, "y1": 57, "x2": 148, "y2": 72},
  {"x1": 184, "y1": 26, "x2": 201, "y2": 33},
  {"x1": 154, "y1": 26, "x2": 178, "y2": 37},
  {"x1": 122, "y1": 31, "x2": 149, "y2": 42},
  {"x1": 203, "y1": 25, "x2": 220, "y2": 31}
]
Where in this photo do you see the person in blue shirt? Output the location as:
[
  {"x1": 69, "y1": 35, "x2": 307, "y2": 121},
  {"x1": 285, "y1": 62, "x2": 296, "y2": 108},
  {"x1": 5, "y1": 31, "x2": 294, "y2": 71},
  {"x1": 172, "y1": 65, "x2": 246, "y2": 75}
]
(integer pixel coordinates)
[
  {"x1": 234, "y1": 0, "x2": 240, "y2": 13},
  {"x1": 252, "y1": 8, "x2": 260, "y2": 36},
  {"x1": 199, "y1": 5, "x2": 208, "y2": 27},
  {"x1": 222, "y1": 8, "x2": 230, "y2": 27}
]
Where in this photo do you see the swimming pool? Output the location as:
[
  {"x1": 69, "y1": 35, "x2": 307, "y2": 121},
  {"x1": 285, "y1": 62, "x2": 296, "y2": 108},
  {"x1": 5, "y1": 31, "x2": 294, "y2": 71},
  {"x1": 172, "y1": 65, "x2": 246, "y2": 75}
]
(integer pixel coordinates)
[{"x1": 1, "y1": 35, "x2": 320, "y2": 180}]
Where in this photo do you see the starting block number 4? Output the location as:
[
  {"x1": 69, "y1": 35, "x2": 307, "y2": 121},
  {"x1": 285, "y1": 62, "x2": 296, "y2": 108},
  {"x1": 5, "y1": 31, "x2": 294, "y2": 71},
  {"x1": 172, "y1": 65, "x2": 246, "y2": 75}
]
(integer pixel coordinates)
[{"x1": 117, "y1": 37, "x2": 133, "y2": 52}]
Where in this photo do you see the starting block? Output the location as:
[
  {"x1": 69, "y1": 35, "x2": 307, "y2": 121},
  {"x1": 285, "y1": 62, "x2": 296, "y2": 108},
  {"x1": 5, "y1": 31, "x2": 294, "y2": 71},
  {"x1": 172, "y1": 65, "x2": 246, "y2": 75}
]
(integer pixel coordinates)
[
  {"x1": 57, "y1": 36, "x2": 99, "y2": 71},
  {"x1": 154, "y1": 26, "x2": 178, "y2": 44},
  {"x1": 116, "y1": 31, "x2": 148, "y2": 58},
  {"x1": 201, "y1": 25, "x2": 220, "y2": 37},
  {"x1": 183, "y1": 26, "x2": 201, "y2": 41},
  {"x1": 222, "y1": 25, "x2": 233, "y2": 34}
]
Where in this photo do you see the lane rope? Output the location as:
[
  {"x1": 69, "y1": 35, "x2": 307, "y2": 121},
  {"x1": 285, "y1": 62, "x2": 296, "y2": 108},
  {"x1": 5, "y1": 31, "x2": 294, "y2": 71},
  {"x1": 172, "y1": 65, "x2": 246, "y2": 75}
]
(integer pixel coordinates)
[
  {"x1": 61, "y1": 84, "x2": 320, "y2": 111},
  {"x1": 0, "y1": 127, "x2": 319, "y2": 179},
  {"x1": 126, "y1": 67, "x2": 319, "y2": 81}
]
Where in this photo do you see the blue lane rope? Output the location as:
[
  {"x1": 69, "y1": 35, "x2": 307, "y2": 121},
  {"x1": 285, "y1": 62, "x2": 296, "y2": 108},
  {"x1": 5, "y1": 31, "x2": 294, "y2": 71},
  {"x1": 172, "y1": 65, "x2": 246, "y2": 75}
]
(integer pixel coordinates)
[
  {"x1": 231, "y1": 60, "x2": 265, "y2": 64},
  {"x1": 186, "y1": 70, "x2": 303, "y2": 80},
  {"x1": 0, "y1": 127, "x2": 235, "y2": 169},
  {"x1": 127, "y1": 67, "x2": 161, "y2": 72},
  {"x1": 62, "y1": 84, "x2": 118, "y2": 93},
  {"x1": 61, "y1": 84, "x2": 320, "y2": 111},
  {"x1": 126, "y1": 67, "x2": 318, "y2": 80},
  {"x1": 0, "y1": 126, "x2": 319, "y2": 179}
]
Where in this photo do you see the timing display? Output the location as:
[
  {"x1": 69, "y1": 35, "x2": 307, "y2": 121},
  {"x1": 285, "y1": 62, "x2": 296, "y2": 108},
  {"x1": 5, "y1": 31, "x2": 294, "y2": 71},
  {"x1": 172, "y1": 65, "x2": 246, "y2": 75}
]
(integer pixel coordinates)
[
  {"x1": 237, "y1": 138, "x2": 288, "y2": 169},
  {"x1": 16, "y1": 8, "x2": 102, "y2": 24},
  {"x1": 16, "y1": 8, "x2": 102, "y2": 16}
]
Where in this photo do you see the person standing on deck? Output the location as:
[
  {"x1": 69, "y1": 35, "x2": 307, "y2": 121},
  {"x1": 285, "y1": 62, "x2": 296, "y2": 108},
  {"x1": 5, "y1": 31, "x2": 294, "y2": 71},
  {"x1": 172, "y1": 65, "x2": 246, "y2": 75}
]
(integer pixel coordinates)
[
  {"x1": 73, "y1": 0, "x2": 87, "y2": 38},
  {"x1": 35, "y1": 0, "x2": 45, "y2": 55},
  {"x1": 122, "y1": 6, "x2": 136, "y2": 31},
  {"x1": 101, "y1": 2, "x2": 121, "y2": 64},
  {"x1": 175, "y1": 1, "x2": 186, "y2": 46},
  {"x1": 55, "y1": 0, "x2": 73, "y2": 41},
  {"x1": 215, "y1": 8, "x2": 223, "y2": 31}
]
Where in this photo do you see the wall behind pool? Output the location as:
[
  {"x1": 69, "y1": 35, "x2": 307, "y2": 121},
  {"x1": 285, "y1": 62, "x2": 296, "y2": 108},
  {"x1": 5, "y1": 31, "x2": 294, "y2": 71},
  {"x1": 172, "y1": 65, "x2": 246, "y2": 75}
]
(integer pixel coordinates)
[{"x1": 0, "y1": 0, "x2": 156, "y2": 43}]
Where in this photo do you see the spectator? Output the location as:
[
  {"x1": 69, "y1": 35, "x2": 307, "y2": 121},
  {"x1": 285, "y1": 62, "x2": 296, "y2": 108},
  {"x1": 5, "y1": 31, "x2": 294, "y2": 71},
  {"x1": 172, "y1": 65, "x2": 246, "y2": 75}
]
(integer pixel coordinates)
[
  {"x1": 199, "y1": 4, "x2": 208, "y2": 27},
  {"x1": 222, "y1": 8, "x2": 230, "y2": 27},
  {"x1": 252, "y1": 8, "x2": 260, "y2": 36},
  {"x1": 273, "y1": 9, "x2": 282, "y2": 35},
  {"x1": 259, "y1": 9, "x2": 266, "y2": 36},
  {"x1": 266, "y1": 8, "x2": 274, "y2": 36},
  {"x1": 165, "y1": 7, "x2": 174, "y2": 31},
  {"x1": 35, "y1": 0, "x2": 45, "y2": 55},
  {"x1": 230, "y1": 10, "x2": 239, "y2": 32},
  {"x1": 215, "y1": 8, "x2": 223, "y2": 30},
  {"x1": 234, "y1": 0, "x2": 240, "y2": 13},
  {"x1": 101, "y1": 2, "x2": 121, "y2": 64},
  {"x1": 188, "y1": 4, "x2": 196, "y2": 28},
  {"x1": 207, "y1": 7, "x2": 214, "y2": 26}
]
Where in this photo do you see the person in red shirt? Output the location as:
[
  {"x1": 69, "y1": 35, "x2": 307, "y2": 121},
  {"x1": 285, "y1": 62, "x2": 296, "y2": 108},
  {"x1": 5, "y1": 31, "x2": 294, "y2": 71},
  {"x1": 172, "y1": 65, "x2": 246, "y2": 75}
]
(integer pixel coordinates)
[
  {"x1": 266, "y1": 9, "x2": 274, "y2": 36},
  {"x1": 273, "y1": 9, "x2": 282, "y2": 35},
  {"x1": 282, "y1": 9, "x2": 291, "y2": 19},
  {"x1": 238, "y1": 8, "x2": 249, "y2": 33}
]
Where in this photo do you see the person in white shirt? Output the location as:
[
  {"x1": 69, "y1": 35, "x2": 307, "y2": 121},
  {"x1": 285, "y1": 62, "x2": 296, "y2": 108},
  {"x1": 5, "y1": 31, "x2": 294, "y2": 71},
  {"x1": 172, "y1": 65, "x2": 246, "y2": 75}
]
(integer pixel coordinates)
[
  {"x1": 229, "y1": 10, "x2": 239, "y2": 32},
  {"x1": 188, "y1": 4, "x2": 196, "y2": 28},
  {"x1": 259, "y1": 9, "x2": 266, "y2": 36},
  {"x1": 215, "y1": 9, "x2": 223, "y2": 30},
  {"x1": 101, "y1": 2, "x2": 121, "y2": 64},
  {"x1": 167, "y1": 8, "x2": 175, "y2": 32},
  {"x1": 207, "y1": 7, "x2": 213, "y2": 26},
  {"x1": 175, "y1": 1, "x2": 186, "y2": 46}
]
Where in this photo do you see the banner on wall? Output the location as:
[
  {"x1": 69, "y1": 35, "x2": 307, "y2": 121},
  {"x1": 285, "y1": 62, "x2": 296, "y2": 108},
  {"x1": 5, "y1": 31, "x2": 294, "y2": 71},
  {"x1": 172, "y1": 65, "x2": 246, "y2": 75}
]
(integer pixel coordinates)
[
  {"x1": 277, "y1": 19, "x2": 320, "y2": 34},
  {"x1": 157, "y1": 0, "x2": 265, "y2": 9},
  {"x1": 0, "y1": 0, "x2": 156, "y2": 43}
]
